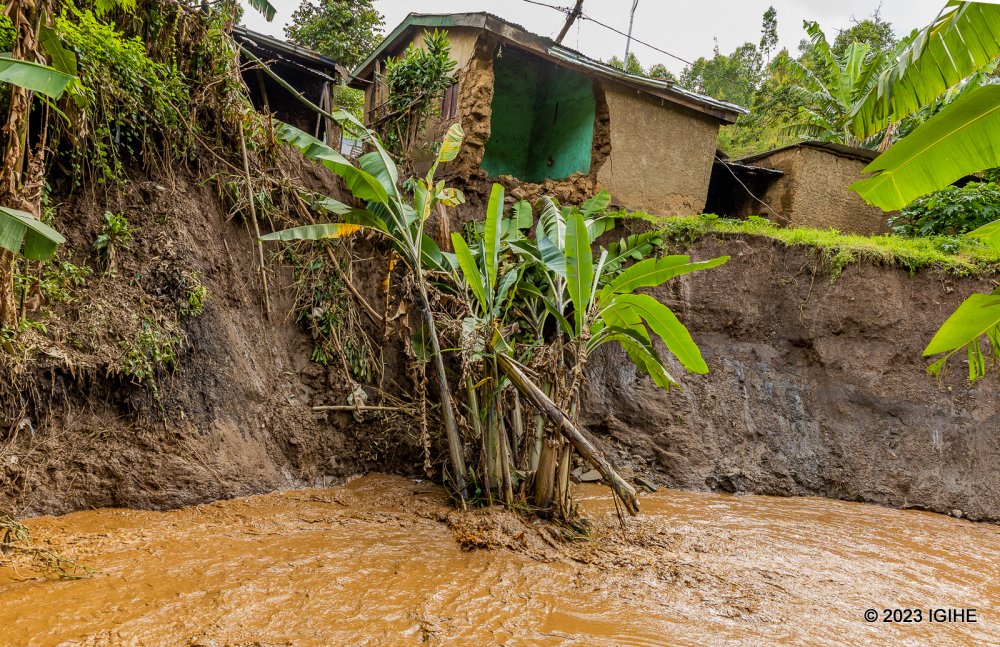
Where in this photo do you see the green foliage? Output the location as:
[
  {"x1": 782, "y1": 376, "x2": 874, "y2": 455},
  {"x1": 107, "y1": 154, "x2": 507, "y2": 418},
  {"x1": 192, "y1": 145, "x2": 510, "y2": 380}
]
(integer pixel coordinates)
[
  {"x1": 850, "y1": 1, "x2": 1000, "y2": 141},
  {"x1": 605, "y1": 54, "x2": 675, "y2": 82},
  {"x1": 637, "y1": 212, "x2": 1000, "y2": 279},
  {"x1": 119, "y1": 318, "x2": 180, "y2": 395},
  {"x1": 15, "y1": 256, "x2": 91, "y2": 307},
  {"x1": 0, "y1": 207, "x2": 66, "y2": 261},
  {"x1": 55, "y1": 8, "x2": 192, "y2": 183},
  {"x1": 852, "y1": 85, "x2": 1000, "y2": 211},
  {"x1": 760, "y1": 6, "x2": 778, "y2": 60},
  {"x1": 0, "y1": 11, "x2": 15, "y2": 52},
  {"x1": 679, "y1": 40, "x2": 762, "y2": 108},
  {"x1": 93, "y1": 210, "x2": 133, "y2": 255},
  {"x1": 265, "y1": 117, "x2": 471, "y2": 493},
  {"x1": 381, "y1": 29, "x2": 457, "y2": 154},
  {"x1": 714, "y1": 9, "x2": 903, "y2": 157},
  {"x1": 0, "y1": 58, "x2": 76, "y2": 99},
  {"x1": 783, "y1": 21, "x2": 893, "y2": 147},
  {"x1": 831, "y1": 15, "x2": 896, "y2": 59},
  {"x1": 607, "y1": 53, "x2": 645, "y2": 76},
  {"x1": 923, "y1": 289, "x2": 1000, "y2": 384},
  {"x1": 180, "y1": 279, "x2": 208, "y2": 317},
  {"x1": 284, "y1": 0, "x2": 383, "y2": 68},
  {"x1": 890, "y1": 182, "x2": 1000, "y2": 238}
]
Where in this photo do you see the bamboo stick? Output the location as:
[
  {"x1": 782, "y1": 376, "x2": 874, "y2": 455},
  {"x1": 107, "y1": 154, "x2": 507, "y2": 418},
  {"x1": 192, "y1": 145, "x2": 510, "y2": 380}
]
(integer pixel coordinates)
[
  {"x1": 312, "y1": 405, "x2": 406, "y2": 412},
  {"x1": 237, "y1": 114, "x2": 271, "y2": 319}
]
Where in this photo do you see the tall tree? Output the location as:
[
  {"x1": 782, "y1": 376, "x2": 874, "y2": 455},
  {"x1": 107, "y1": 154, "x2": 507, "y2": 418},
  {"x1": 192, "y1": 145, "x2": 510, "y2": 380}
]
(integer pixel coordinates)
[
  {"x1": 760, "y1": 6, "x2": 778, "y2": 62},
  {"x1": 606, "y1": 52, "x2": 644, "y2": 75},
  {"x1": 679, "y1": 39, "x2": 763, "y2": 108},
  {"x1": 832, "y1": 13, "x2": 896, "y2": 59},
  {"x1": 283, "y1": 0, "x2": 384, "y2": 68}
]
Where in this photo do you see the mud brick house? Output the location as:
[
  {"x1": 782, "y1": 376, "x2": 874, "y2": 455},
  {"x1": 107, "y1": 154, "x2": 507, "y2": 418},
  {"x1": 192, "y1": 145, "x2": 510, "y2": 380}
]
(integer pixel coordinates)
[
  {"x1": 350, "y1": 13, "x2": 745, "y2": 215},
  {"x1": 707, "y1": 141, "x2": 891, "y2": 235}
]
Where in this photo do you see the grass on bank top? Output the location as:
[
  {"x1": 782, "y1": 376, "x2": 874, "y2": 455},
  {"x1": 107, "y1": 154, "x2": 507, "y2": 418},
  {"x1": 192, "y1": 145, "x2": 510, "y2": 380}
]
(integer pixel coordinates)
[{"x1": 625, "y1": 212, "x2": 1000, "y2": 280}]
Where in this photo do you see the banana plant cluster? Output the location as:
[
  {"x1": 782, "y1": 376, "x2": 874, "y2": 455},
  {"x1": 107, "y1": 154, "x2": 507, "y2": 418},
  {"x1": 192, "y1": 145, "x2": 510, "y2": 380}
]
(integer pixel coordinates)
[
  {"x1": 835, "y1": 1, "x2": 1000, "y2": 380},
  {"x1": 450, "y1": 183, "x2": 727, "y2": 516},
  {"x1": 262, "y1": 118, "x2": 727, "y2": 517}
]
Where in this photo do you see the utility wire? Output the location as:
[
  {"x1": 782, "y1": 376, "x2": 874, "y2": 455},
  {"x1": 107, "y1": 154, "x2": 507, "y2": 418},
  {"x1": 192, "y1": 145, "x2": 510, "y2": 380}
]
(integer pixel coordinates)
[
  {"x1": 518, "y1": 0, "x2": 756, "y2": 93},
  {"x1": 713, "y1": 155, "x2": 782, "y2": 220},
  {"x1": 579, "y1": 11, "x2": 756, "y2": 92}
]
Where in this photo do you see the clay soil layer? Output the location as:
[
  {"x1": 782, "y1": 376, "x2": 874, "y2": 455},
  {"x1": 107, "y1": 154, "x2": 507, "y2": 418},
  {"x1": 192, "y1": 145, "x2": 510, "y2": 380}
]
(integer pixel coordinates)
[{"x1": 583, "y1": 234, "x2": 1000, "y2": 521}]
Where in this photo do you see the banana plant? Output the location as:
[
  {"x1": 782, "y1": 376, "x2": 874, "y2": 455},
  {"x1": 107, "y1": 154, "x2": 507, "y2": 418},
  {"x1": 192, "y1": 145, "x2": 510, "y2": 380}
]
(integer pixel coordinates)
[
  {"x1": 260, "y1": 122, "x2": 470, "y2": 500},
  {"x1": 922, "y1": 221, "x2": 1000, "y2": 382},
  {"x1": 784, "y1": 21, "x2": 894, "y2": 147},
  {"x1": 842, "y1": 2, "x2": 1000, "y2": 380},
  {"x1": 0, "y1": 21, "x2": 81, "y2": 327},
  {"x1": 450, "y1": 183, "x2": 522, "y2": 505},
  {"x1": 451, "y1": 191, "x2": 728, "y2": 516},
  {"x1": 849, "y1": 2, "x2": 1000, "y2": 208}
]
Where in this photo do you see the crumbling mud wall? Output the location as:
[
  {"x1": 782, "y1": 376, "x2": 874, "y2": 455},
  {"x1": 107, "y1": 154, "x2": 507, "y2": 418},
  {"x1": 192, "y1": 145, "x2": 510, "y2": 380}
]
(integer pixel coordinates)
[
  {"x1": 597, "y1": 84, "x2": 721, "y2": 216},
  {"x1": 751, "y1": 147, "x2": 890, "y2": 235},
  {"x1": 582, "y1": 234, "x2": 1000, "y2": 521}
]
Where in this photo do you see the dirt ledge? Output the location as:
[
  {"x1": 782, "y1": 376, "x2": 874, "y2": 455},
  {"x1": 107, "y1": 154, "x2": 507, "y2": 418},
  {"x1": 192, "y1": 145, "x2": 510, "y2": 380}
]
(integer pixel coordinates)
[{"x1": 582, "y1": 234, "x2": 1000, "y2": 521}]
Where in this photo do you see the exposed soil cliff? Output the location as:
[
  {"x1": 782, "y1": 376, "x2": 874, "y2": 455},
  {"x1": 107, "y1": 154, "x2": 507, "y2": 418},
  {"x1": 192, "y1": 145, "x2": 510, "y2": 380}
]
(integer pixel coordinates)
[
  {"x1": 3, "y1": 192, "x2": 998, "y2": 522},
  {"x1": 582, "y1": 234, "x2": 1000, "y2": 521},
  {"x1": 0, "y1": 160, "x2": 421, "y2": 517}
]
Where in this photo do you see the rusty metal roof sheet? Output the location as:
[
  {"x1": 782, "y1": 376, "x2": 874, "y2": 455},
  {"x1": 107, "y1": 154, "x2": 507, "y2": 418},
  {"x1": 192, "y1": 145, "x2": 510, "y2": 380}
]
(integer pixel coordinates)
[{"x1": 351, "y1": 12, "x2": 746, "y2": 124}]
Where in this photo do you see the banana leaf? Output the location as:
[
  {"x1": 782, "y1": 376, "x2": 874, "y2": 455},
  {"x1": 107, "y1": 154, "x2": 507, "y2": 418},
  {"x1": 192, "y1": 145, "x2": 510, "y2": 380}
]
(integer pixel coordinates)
[
  {"x1": 851, "y1": 1, "x2": 1000, "y2": 138},
  {"x1": 246, "y1": 0, "x2": 276, "y2": 21},
  {"x1": 851, "y1": 85, "x2": 1000, "y2": 211},
  {"x1": 0, "y1": 206, "x2": 65, "y2": 260},
  {"x1": 0, "y1": 57, "x2": 74, "y2": 99}
]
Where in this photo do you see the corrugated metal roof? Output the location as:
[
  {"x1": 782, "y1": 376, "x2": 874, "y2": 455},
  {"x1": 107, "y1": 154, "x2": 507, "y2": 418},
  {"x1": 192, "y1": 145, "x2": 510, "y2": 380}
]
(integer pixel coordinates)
[
  {"x1": 736, "y1": 141, "x2": 879, "y2": 165},
  {"x1": 233, "y1": 26, "x2": 346, "y2": 82},
  {"x1": 350, "y1": 12, "x2": 746, "y2": 124}
]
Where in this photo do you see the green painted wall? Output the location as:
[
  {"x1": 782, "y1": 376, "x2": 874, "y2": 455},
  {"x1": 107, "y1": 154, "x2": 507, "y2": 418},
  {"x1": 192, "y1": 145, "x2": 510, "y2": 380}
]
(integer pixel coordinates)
[{"x1": 482, "y1": 51, "x2": 596, "y2": 183}]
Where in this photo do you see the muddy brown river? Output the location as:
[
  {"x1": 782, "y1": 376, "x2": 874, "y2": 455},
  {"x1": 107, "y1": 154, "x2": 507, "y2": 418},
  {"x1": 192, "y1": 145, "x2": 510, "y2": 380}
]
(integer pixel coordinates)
[{"x1": 0, "y1": 474, "x2": 997, "y2": 646}]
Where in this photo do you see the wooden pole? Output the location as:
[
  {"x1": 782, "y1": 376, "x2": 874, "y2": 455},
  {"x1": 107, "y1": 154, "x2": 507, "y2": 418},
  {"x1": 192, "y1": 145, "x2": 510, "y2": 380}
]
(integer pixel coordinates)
[{"x1": 555, "y1": 0, "x2": 585, "y2": 44}]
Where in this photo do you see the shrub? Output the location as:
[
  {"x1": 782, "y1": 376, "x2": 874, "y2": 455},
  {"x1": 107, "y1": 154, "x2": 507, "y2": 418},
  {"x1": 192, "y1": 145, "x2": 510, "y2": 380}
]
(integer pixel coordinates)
[
  {"x1": 55, "y1": 8, "x2": 192, "y2": 182},
  {"x1": 889, "y1": 182, "x2": 1000, "y2": 237}
]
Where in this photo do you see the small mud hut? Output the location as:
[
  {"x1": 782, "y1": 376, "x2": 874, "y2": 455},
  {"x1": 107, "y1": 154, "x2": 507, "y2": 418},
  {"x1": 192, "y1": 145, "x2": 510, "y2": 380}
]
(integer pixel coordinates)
[
  {"x1": 350, "y1": 13, "x2": 745, "y2": 215},
  {"x1": 707, "y1": 141, "x2": 890, "y2": 235}
]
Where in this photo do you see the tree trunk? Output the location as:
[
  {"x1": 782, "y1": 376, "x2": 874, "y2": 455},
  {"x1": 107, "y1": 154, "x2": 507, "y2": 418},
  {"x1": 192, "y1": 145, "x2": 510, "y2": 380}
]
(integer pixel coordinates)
[
  {"x1": 0, "y1": 0, "x2": 37, "y2": 329},
  {"x1": 497, "y1": 353, "x2": 640, "y2": 515}
]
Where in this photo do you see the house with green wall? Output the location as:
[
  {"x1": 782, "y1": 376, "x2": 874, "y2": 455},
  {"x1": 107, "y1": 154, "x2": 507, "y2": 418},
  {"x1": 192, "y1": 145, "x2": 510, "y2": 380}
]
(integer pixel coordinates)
[{"x1": 350, "y1": 13, "x2": 745, "y2": 216}]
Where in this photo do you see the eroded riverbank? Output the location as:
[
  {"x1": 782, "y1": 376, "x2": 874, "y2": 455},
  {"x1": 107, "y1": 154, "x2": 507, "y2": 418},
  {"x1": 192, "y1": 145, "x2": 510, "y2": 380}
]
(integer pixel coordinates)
[{"x1": 1, "y1": 474, "x2": 997, "y2": 646}]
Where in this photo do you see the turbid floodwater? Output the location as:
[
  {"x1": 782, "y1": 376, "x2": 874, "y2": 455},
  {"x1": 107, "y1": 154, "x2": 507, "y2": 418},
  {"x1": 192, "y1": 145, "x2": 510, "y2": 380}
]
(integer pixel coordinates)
[{"x1": 0, "y1": 474, "x2": 997, "y2": 646}]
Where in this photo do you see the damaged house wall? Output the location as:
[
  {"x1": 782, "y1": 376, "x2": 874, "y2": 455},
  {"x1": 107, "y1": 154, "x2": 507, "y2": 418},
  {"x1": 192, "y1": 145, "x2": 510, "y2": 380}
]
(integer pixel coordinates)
[
  {"x1": 723, "y1": 144, "x2": 892, "y2": 235},
  {"x1": 598, "y1": 85, "x2": 721, "y2": 215},
  {"x1": 481, "y1": 48, "x2": 596, "y2": 183},
  {"x1": 352, "y1": 14, "x2": 743, "y2": 215}
]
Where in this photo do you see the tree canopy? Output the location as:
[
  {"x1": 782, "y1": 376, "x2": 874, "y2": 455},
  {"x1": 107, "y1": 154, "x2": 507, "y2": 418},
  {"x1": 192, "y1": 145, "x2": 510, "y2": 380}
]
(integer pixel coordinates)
[{"x1": 283, "y1": 0, "x2": 384, "y2": 68}]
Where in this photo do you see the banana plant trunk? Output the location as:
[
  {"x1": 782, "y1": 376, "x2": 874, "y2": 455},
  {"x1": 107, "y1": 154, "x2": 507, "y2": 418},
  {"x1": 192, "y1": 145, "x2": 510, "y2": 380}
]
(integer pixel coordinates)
[
  {"x1": 0, "y1": 0, "x2": 39, "y2": 328},
  {"x1": 534, "y1": 436, "x2": 559, "y2": 511},
  {"x1": 496, "y1": 353, "x2": 640, "y2": 515},
  {"x1": 416, "y1": 280, "x2": 468, "y2": 500}
]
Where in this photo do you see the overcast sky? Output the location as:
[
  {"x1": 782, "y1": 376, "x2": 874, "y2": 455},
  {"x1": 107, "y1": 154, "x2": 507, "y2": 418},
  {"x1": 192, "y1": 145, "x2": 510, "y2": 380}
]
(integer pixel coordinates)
[{"x1": 241, "y1": 0, "x2": 949, "y2": 75}]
